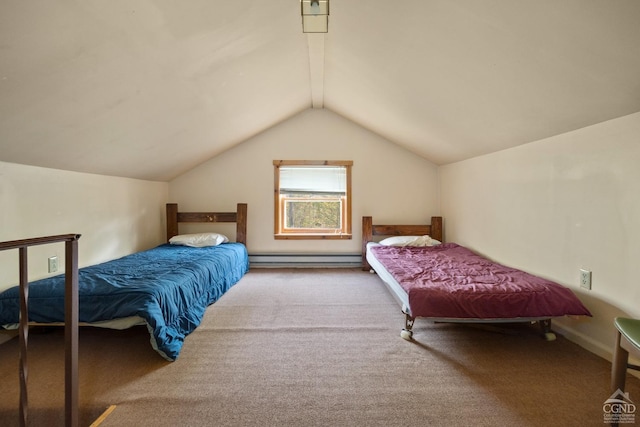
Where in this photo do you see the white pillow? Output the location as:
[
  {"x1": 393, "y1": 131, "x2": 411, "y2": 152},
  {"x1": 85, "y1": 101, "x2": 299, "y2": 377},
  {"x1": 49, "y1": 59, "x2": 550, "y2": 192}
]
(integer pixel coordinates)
[
  {"x1": 378, "y1": 235, "x2": 441, "y2": 247},
  {"x1": 169, "y1": 232, "x2": 229, "y2": 248}
]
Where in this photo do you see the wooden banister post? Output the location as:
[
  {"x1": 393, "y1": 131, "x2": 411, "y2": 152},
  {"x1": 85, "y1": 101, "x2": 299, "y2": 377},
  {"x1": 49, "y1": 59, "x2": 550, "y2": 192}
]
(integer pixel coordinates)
[{"x1": 0, "y1": 234, "x2": 81, "y2": 427}]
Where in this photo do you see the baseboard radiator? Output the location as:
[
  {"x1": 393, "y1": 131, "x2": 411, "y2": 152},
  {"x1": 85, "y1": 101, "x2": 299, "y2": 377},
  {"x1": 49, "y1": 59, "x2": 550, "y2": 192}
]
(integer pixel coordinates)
[{"x1": 249, "y1": 253, "x2": 362, "y2": 268}]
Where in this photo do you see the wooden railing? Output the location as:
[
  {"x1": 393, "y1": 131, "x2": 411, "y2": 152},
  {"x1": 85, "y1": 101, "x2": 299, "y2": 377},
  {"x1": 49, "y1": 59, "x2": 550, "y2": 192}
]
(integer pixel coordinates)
[{"x1": 0, "y1": 234, "x2": 81, "y2": 427}]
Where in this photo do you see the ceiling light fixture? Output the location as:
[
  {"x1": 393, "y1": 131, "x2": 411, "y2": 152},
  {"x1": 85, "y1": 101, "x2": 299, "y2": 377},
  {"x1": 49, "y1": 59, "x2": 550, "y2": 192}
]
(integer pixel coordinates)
[{"x1": 301, "y1": 0, "x2": 329, "y2": 33}]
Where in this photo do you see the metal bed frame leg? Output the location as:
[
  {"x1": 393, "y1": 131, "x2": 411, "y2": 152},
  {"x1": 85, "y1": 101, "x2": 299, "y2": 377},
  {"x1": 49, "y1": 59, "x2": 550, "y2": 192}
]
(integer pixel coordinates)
[
  {"x1": 538, "y1": 319, "x2": 557, "y2": 341},
  {"x1": 401, "y1": 312, "x2": 415, "y2": 340}
]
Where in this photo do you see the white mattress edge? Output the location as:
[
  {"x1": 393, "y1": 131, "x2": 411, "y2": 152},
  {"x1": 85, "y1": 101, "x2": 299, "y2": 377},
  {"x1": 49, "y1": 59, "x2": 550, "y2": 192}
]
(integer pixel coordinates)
[
  {"x1": 3, "y1": 315, "x2": 146, "y2": 330},
  {"x1": 366, "y1": 242, "x2": 411, "y2": 315}
]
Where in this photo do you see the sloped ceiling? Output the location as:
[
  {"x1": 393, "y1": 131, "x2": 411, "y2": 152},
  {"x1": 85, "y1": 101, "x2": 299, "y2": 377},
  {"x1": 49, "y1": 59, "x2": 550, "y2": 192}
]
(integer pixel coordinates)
[{"x1": 1, "y1": 1, "x2": 639, "y2": 181}]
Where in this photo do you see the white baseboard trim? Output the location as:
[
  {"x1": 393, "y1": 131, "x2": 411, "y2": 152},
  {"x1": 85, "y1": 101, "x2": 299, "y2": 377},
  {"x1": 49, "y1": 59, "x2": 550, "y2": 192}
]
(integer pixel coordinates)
[
  {"x1": 552, "y1": 321, "x2": 640, "y2": 380},
  {"x1": 553, "y1": 322, "x2": 612, "y2": 361},
  {"x1": 249, "y1": 253, "x2": 362, "y2": 268}
]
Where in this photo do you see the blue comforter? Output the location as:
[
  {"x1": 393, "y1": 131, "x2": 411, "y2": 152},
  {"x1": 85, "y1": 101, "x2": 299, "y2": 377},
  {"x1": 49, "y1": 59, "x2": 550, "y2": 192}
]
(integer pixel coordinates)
[{"x1": 0, "y1": 243, "x2": 249, "y2": 361}]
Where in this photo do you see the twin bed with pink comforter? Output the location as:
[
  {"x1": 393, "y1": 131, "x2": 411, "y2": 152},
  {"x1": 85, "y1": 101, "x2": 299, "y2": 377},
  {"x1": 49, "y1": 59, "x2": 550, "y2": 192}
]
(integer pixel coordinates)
[{"x1": 362, "y1": 216, "x2": 591, "y2": 340}]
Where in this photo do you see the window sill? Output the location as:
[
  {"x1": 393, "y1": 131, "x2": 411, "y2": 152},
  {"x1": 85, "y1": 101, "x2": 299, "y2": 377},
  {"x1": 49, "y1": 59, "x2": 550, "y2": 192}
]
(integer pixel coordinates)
[{"x1": 274, "y1": 234, "x2": 352, "y2": 240}]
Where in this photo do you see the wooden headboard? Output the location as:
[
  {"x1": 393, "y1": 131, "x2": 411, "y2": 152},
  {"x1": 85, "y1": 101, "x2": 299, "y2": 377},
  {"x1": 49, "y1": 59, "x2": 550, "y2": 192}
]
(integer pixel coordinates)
[
  {"x1": 361, "y1": 215, "x2": 443, "y2": 271},
  {"x1": 166, "y1": 203, "x2": 248, "y2": 246}
]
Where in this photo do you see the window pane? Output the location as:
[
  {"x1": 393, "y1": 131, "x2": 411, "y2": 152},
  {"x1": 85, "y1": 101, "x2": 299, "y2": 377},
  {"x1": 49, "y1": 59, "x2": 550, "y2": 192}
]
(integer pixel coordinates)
[{"x1": 284, "y1": 199, "x2": 341, "y2": 229}]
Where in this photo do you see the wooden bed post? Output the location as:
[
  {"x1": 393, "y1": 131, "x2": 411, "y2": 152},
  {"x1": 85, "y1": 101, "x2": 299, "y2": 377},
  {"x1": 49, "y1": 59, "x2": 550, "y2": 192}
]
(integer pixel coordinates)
[
  {"x1": 166, "y1": 203, "x2": 178, "y2": 242},
  {"x1": 431, "y1": 216, "x2": 443, "y2": 243},
  {"x1": 236, "y1": 203, "x2": 247, "y2": 246},
  {"x1": 362, "y1": 216, "x2": 373, "y2": 271}
]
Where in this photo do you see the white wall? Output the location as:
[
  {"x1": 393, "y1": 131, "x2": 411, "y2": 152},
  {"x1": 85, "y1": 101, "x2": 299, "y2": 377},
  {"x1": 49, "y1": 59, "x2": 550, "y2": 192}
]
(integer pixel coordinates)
[
  {"x1": 0, "y1": 161, "x2": 168, "y2": 292},
  {"x1": 169, "y1": 108, "x2": 440, "y2": 254},
  {"x1": 440, "y1": 112, "x2": 640, "y2": 359}
]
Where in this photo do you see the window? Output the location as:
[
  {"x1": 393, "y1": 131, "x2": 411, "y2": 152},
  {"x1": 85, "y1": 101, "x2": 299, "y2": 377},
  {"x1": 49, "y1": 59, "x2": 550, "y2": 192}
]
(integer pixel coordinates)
[{"x1": 274, "y1": 160, "x2": 352, "y2": 240}]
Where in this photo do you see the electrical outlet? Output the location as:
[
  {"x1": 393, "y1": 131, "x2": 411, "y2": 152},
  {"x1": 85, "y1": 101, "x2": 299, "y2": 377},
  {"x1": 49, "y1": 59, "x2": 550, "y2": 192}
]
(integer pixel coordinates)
[
  {"x1": 580, "y1": 269, "x2": 592, "y2": 290},
  {"x1": 48, "y1": 256, "x2": 58, "y2": 273}
]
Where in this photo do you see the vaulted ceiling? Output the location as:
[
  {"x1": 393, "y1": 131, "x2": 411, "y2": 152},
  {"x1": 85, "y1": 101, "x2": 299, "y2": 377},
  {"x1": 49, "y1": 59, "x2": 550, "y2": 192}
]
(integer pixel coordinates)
[{"x1": 1, "y1": 1, "x2": 639, "y2": 181}]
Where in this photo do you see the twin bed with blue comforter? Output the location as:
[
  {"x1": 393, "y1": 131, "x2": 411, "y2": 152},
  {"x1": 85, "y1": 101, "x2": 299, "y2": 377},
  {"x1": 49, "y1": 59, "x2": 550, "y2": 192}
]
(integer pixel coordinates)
[{"x1": 0, "y1": 203, "x2": 249, "y2": 361}]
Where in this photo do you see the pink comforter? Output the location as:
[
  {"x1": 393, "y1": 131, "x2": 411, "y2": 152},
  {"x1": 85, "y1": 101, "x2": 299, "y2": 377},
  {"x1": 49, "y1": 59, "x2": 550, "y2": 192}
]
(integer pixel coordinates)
[{"x1": 370, "y1": 243, "x2": 591, "y2": 319}]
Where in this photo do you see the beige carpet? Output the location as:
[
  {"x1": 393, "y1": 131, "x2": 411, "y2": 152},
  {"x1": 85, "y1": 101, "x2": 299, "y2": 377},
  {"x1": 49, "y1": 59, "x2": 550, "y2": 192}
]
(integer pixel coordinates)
[{"x1": 0, "y1": 268, "x2": 637, "y2": 426}]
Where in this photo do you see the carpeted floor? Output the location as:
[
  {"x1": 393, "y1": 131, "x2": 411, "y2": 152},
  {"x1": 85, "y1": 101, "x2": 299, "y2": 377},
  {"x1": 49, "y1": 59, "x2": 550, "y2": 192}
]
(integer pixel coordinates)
[{"x1": 0, "y1": 268, "x2": 637, "y2": 426}]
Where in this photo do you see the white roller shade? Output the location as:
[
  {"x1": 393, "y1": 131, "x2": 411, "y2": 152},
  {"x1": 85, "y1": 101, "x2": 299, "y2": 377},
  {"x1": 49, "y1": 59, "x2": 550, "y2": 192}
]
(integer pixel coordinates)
[{"x1": 279, "y1": 166, "x2": 346, "y2": 194}]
